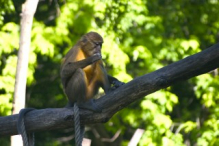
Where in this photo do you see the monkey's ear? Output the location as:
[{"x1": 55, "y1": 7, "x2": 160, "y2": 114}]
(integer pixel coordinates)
[
  {"x1": 79, "y1": 36, "x2": 88, "y2": 46},
  {"x1": 82, "y1": 37, "x2": 87, "y2": 43}
]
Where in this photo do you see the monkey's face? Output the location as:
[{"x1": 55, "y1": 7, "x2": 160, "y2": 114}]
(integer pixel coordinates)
[
  {"x1": 91, "y1": 41, "x2": 102, "y2": 54},
  {"x1": 81, "y1": 32, "x2": 103, "y2": 56}
]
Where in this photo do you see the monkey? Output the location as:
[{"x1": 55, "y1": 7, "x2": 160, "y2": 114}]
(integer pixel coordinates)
[
  {"x1": 60, "y1": 32, "x2": 124, "y2": 145},
  {"x1": 61, "y1": 31, "x2": 124, "y2": 111}
]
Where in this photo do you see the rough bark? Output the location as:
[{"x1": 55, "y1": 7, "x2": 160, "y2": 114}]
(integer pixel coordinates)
[{"x1": 1, "y1": 42, "x2": 219, "y2": 137}]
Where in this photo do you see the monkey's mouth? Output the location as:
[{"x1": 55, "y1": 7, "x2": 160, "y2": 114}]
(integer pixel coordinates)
[{"x1": 94, "y1": 50, "x2": 101, "y2": 54}]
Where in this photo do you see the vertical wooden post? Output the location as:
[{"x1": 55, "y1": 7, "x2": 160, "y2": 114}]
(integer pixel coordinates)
[{"x1": 11, "y1": 0, "x2": 39, "y2": 145}]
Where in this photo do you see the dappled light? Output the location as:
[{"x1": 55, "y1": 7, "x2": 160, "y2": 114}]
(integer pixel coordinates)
[{"x1": 0, "y1": 0, "x2": 219, "y2": 145}]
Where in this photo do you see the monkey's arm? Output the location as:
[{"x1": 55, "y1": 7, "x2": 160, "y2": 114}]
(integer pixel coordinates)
[{"x1": 61, "y1": 53, "x2": 101, "y2": 79}]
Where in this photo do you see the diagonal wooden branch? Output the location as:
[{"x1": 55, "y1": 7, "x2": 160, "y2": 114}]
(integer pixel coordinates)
[{"x1": 1, "y1": 42, "x2": 219, "y2": 137}]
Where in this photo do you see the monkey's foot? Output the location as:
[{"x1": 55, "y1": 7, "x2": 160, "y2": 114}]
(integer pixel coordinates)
[
  {"x1": 77, "y1": 99, "x2": 102, "y2": 113},
  {"x1": 111, "y1": 80, "x2": 125, "y2": 90}
]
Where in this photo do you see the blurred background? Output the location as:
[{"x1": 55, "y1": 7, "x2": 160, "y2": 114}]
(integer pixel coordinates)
[{"x1": 0, "y1": 0, "x2": 219, "y2": 145}]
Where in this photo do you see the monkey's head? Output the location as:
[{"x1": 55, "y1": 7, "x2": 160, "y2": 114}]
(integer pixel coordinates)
[{"x1": 80, "y1": 32, "x2": 103, "y2": 56}]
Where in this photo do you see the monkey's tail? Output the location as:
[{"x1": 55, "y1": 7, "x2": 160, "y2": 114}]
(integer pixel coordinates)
[
  {"x1": 17, "y1": 108, "x2": 35, "y2": 146},
  {"x1": 74, "y1": 103, "x2": 85, "y2": 146}
]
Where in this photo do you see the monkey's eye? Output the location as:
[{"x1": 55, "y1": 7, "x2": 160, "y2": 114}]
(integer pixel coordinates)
[{"x1": 94, "y1": 42, "x2": 102, "y2": 47}]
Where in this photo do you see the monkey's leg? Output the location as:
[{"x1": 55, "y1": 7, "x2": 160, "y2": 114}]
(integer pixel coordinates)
[
  {"x1": 65, "y1": 68, "x2": 86, "y2": 104},
  {"x1": 97, "y1": 64, "x2": 111, "y2": 94},
  {"x1": 65, "y1": 69, "x2": 101, "y2": 112}
]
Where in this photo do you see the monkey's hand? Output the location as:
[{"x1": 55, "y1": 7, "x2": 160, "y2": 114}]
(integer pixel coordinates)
[{"x1": 91, "y1": 53, "x2": 102, "y2": 63}]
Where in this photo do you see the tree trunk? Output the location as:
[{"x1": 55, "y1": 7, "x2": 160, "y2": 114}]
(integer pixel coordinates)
[{"x1": 11, "y1": 0, "x2": 39, "y2": 146}]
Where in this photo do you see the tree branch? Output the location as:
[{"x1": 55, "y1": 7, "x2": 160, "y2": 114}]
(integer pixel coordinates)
[{"x1": 1, "y1": 43, "x2": 219, "y2": 137}]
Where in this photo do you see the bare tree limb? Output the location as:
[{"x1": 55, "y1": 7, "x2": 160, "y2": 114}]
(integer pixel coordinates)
[
  {"x1": 128, "y1": 129, "x2": 145, "y2": 146},
  {"x1": 1, "y1": 42, "x2": 219, "y2": 137}
]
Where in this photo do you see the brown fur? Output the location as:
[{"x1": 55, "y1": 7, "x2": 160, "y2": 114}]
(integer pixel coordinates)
[{"x1": 61, "y1": 32, "x2": 110, "y2": 104}]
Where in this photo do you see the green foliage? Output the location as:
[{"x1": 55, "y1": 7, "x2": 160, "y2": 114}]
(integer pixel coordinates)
[
  {"x1": 0, "y1": 0, "x2": 219, "y2": 145},
  {"x1": 0, "y1": 0, "x2": 14, "y2": 26},
  {"x1": 0, "y1": 22, "x2": 18, "y2": 115}
]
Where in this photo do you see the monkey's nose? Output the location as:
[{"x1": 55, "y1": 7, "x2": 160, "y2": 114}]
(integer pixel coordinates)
[{"x1": 96, "y1": 45, "x2": 101, "y2": 52}]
